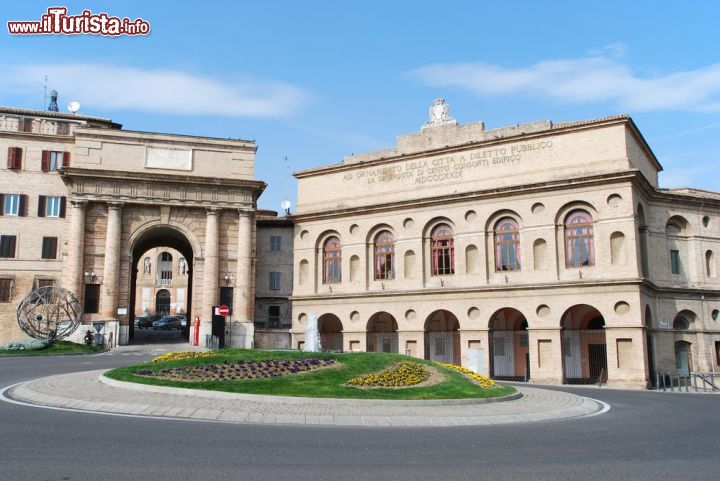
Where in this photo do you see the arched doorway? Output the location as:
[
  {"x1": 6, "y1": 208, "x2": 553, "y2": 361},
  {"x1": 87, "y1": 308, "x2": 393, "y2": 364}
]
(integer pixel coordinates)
[
  {"x1": 128, "y1": 225, "x2": 194, "y2": 344},
  {"x1": 366, "y1": 312, "x2": 398, "y2": 353},
  {"x1": 155, "y1": 289, "x2": 171, "y2": 315},
  {"x1": 673, "y1": 310, "x2": 697, "y2": 378},
  {"x1": 318, "y1": 313, "x2": 343, "y2": 351},
  {"x1": 424, "y1": 310, "x2": 460, "y2": 365},
  {"x1": 561, "y1": 304, "x2": 608, "y2": 384},
  {"x1": 489, "y1": 308, "x2": 529, "y2": 381}
]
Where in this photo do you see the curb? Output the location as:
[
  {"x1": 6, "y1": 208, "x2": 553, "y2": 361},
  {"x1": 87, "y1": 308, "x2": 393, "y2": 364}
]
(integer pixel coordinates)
[{"x1": 99, "y1": 372, "x2": 523, "y2": 406}]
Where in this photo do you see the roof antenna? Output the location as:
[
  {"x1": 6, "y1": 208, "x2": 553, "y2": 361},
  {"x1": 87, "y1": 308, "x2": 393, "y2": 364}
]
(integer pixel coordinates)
[
  {"x1": 47, "y1": 90, "x2": 59, "y2": 112},
  {"x1": 37, "y1": 75, "x2": 48, "y2": 110}
]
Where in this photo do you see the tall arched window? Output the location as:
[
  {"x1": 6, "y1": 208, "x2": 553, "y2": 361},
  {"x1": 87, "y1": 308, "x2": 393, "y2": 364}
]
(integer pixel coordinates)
[
  {"x1": 494, "y1": 217, "x2": 520, "y2": 271},
  {"x1": 374, "y1": 231, "x2": 394, "y2": 280},
  {"x1": 323, "y1": 236, "x2": 342, "y2": 284},
  {"x1": 431, "y1": 224, "x2": 454, "y2": 275},
  {"x1": 564, "y1": 210, "x2": 595, "y2": 267}
]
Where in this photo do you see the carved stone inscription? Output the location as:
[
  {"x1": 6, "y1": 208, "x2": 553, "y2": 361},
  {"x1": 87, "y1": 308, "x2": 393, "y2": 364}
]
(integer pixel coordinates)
[
  {"x1": 145, "y1": 147, "x2": 193, "y2": 171},
  {"x1": 342, "y1": 140, "x2": 553, "y2": 185}
]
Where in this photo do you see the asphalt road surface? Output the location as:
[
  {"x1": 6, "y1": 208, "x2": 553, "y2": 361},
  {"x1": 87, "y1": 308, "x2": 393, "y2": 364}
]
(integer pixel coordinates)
[{"x1": 1, "y1": 350, "x2": 718, "y2": 481}]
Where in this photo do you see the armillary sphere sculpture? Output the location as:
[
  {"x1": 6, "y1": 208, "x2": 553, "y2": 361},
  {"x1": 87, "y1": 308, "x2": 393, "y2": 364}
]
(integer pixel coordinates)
[{"x1": 16, "y1": 286, "x2": 83, "y2": 341}]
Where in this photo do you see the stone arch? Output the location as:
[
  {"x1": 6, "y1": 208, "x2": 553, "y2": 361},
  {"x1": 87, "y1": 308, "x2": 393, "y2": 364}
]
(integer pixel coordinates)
[
  {"x1": 318, "y1": 313, "x2": 343, "y2": 351},
  {"x1": 560, "y1": 304, "x2": 608, "y2": 384},
  {"x1": 488, "y1": 307, "x2": 529, "y2": 380},
  {"x1": 554, "y1": 200, "x2": 598, "y2": 227},
  {"x1": 424, "y1": 309, "x2": 460, "y2": 365},
  {"x1": 672, "y1": 310, "x2": 697, "y2": 331},
  {"x1": 128, "y1": 224, "x2": 197, "y2": 343},
  {"x1": 155, "y1": 289, "x2": 171, "y2": 315},
  {"x1": 366, "y1": 311, "x2": 399, "y2": 353},
  {"x1": 666, "y1": 215, "x2": 690, "y2": 235}
]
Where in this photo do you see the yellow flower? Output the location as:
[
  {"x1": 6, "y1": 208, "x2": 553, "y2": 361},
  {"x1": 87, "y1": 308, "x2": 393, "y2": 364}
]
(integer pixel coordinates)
[{"x1": 437, "y1": 362, "x2": 496, "y2": 388}]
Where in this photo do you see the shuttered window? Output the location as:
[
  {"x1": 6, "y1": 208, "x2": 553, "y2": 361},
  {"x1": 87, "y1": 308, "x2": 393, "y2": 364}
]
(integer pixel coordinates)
[
  {"x1": 0, "y1": 236, "x2": 17, "y2": 258},
  {"x1": 41, "y1": 151, "x2": 70, "y2": 172},
  {"x1": 41, "y1": 237, "x2": 58, "y2": 259},
  {"x1": 0, "y1": 278, "x2": 12, "y2": 302},
  {"x1": 6, "y1": 147, "x2": 23, "y2": 170}
]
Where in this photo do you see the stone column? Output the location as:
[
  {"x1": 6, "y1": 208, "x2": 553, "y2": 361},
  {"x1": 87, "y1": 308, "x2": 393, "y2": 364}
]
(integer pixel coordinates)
[
  {"x1": 101, "y1": 202, "x2": 123, "y2": 319},
  {"x1": 231, "y1": 210, "x2": 254, "y2": 348},
  {"x1": 199, "y1": 208, "x2": 219, "y2": 342},
  {"x1": 65, "y1": 199, "x2": 87, "y2": 297}
]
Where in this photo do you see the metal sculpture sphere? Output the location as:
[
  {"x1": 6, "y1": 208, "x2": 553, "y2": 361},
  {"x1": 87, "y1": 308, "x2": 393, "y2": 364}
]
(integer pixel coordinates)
[{"x1": 16, "y1": 287, "x2": 83, "y2": 341}]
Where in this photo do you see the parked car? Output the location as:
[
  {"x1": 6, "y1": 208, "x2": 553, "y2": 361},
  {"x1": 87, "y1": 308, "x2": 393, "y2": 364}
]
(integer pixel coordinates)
[
  {"x1": 136, "y1": 316, "x2": 154, "y2": 329},
  {"x1": 153, "y1": 315, "x2": 182, "y2": 330}
]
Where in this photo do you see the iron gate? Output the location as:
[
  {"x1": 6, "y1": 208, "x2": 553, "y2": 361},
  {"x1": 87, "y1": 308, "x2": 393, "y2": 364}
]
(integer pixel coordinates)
[
  {"x1": 562, "y1": 329, "x2": 608, "y2": 384},
  {"x1": 490, "y1": 330, "x2": 530, "y2": 381}
]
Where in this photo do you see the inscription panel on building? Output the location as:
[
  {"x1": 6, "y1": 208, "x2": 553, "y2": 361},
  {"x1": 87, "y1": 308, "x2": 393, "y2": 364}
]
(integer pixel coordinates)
[{"x1": 145, "y1": 147, "x2": 193, "y2": 171}]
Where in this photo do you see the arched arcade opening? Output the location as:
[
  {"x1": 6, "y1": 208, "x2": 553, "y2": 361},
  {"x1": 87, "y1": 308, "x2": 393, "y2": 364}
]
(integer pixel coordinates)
[
  {"x1": 489, "y1": 308, "x2": 529, "y2": 381},
  {"x1": 128, "y1": 225, "x2": 195, "y2": 344},
  {"x1": 318, "y1": 313, "x2": 343, "y2": 351},
  {"x1": 366, "y1": 312, "x2": 398, "y2": 353},
  {"x1": 561, "y1": 304, "x2": 608, "y2": 384},
  {"x1": 424, "y1": 309, "x2": 460, "y2": 365}
]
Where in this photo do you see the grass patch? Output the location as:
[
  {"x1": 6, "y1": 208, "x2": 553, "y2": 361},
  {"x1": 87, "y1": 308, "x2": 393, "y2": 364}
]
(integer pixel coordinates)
[
  {"x1": 0, "y1": 340, "x2": 104, "y2": 356},
  {"x1": 105, "y1": 350, "x2": 515, "y2": 400}
]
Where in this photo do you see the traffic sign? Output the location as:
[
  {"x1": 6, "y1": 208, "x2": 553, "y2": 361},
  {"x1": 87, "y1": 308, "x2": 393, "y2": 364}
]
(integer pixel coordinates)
[{"x1": 216, "y1": 305, "x2": 230, "y2": 316}]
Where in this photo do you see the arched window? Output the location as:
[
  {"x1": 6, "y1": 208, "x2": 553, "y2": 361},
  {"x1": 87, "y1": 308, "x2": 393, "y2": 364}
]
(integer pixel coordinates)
[
  {"x1": 374, "y1": 231, "x2": 394, "y2": 280},
  {"x1": 494, "y1": 217, "x2": 520, "y2": 271},
  {"x1": 431, "y1": 224, "x2": 454, "y2": 275},
  {"x1": 564, "y1": 210, "x2": 595, "y2": 267},
  {"x1": 323, "y1": 236, "x2": 342, "y2": 284},
  {"x1": 157, "y1": 251, "x2": 173, "y2": 283}
]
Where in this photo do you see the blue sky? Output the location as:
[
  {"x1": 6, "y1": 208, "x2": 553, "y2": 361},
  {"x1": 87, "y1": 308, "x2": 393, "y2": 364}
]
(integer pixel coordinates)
[{"x1": 2, "y1": 1, "x2": 719, "y2": 211}]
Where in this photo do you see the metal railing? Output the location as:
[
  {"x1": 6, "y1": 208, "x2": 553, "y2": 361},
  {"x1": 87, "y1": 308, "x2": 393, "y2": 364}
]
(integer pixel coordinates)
[
  {"x1": 655, "y1": 372, "x2": 720, "y2": 393},
  {"x1": 205, "y1": 334, "x2": 220, "y2": 350}
]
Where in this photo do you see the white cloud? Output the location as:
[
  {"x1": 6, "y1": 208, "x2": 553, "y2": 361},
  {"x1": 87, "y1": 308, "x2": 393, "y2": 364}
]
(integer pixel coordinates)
[
  {"x1": 410, "y1": 55, "x2": 720, "y2": 112},
  {"x1": 0, "y1": 63, "x2": 312, "y2": 117},
  {"x1": 586, "y1": 42, "x2": 628, "y2": 58}
]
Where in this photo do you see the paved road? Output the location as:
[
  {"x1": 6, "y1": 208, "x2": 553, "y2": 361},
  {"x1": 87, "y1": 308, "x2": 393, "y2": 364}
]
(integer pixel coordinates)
[{"x1": 1, "y1": 348, "x2": 718, "y2": 481}]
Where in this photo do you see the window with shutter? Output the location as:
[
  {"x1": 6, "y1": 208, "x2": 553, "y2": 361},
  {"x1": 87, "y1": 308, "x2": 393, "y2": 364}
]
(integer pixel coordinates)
[
  {"x1": 7, "y1": 147, "x2": 21, "y2": 169},
  {"x1": 37, "y1": 195, "x2": 46, "y2": 217},
  {"x1": 3, "y1": 194, "x2": 20, "y2": 216},
  {"x1": 45, "y1": 196, "x2": 62, "y2": 217},
  {"x1": 0, "y1": 278, "x2": 12, "y2": 302},
  {"x1": 41, "y1": 237, "x2": 58, "y2": 259},
  {"x1": 0, "y1": 236, "x2": 17, "y2": 258},
  {"x1": 41, "y1": 151, "x2": 50, "y2": 172},
  {"x1": 19, "y1": 194, "x2": 28, "y2": 217},
  {"x1": 62, "y1": 151, "x2": 71, "y2": 167}
]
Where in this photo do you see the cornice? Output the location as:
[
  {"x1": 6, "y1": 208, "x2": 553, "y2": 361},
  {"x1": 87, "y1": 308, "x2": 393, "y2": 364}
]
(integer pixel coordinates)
[{"x1": 291, "y1": 278, "x2": 645, "y2": 302}]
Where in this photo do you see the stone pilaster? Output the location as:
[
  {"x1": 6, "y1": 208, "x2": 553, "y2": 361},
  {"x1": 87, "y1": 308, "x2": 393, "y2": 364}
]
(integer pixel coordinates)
[
  {"x1": 231, "y1": 210, "x2": 255, "y2": 348},
  {"x1": 65, "y1": 200, "x2": 87, "y2": 297},
  {"x1": 199, "y1": 208, "x2": 219, "y2": 342},
  {"x1": 101, "y1": 202, "x2": 123, "y2": 319}
]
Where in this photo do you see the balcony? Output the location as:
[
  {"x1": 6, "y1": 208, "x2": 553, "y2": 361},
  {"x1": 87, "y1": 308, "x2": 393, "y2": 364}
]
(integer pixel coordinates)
[{"x1": 0, "y1": 116, "x2": 75, "y2": 136}]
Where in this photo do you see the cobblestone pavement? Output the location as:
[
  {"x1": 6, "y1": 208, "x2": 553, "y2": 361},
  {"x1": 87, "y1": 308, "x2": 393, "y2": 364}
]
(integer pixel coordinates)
[{"x1": 4, "y1": 369, "x2": 606, "y2": 427}]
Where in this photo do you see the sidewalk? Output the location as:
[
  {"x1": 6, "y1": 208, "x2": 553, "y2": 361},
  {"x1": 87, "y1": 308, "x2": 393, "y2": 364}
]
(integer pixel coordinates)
[{"x1": 4, "y1": 369, "x2": 606, "y2": 427}]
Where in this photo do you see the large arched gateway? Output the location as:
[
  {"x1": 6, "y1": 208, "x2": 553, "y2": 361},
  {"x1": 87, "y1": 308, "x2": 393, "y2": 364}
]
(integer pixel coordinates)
[{"x1": 60, "y1": 127, "x2": 265, "y2": 345}]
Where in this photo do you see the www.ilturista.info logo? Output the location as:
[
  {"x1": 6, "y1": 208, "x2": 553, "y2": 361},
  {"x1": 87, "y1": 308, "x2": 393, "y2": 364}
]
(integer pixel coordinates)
[{"x1": 7, "y1": 7, "x2": 150, "y2": 36}]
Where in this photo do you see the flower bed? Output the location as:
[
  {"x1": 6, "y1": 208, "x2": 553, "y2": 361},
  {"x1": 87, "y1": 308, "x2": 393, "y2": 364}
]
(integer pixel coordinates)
[
  {"x1": 138, "y1": 358, "x2": 336, "y2": 381},
  {"x1": 152, "y1": 351, "x2": 220, "y2": 363},
  {"x1": 347, "y1": 361, "x2": 430, "y2": 387},
  {"x1": 438, "y1": 363, "x2": 496, "y2": 388}
]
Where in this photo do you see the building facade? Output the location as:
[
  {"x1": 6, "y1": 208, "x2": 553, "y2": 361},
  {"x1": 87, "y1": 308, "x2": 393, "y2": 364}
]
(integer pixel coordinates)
[
  {"x1": 291, "y1": 101, "x2": 720, "y2": 387},
  {"x1": 133, "y1": 247, "x2": 190, "y2": 318},
  {"x1": 0, "y1": 103, "x2": 265, "y2": 347}
]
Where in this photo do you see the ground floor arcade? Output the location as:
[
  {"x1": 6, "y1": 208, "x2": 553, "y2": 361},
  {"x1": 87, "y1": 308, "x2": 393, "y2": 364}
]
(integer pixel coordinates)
[{"x1": 291, "y1": 285, "x2": 656, "y2": 388}]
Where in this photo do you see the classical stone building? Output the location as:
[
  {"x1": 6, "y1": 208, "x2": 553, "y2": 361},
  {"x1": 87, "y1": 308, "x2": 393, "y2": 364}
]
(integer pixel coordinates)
[
  {"x1": 133, "y1": 247, "x2": 190, "y2": 318},
  {"x1": 291, "y1": 100, "x2": 720, "y2": 387},
  {"x1": 0, "y1": 101, "x2": 266, "y2": 347}
]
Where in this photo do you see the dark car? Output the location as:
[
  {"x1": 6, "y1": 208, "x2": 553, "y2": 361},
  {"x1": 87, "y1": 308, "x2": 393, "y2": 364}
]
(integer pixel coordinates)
[
  {"x1": 136, "y1": 316, "x2": 154, "y2": 329},
  {"x1": 153, "y1": 315, "x2": 182, "y2": 330}
]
